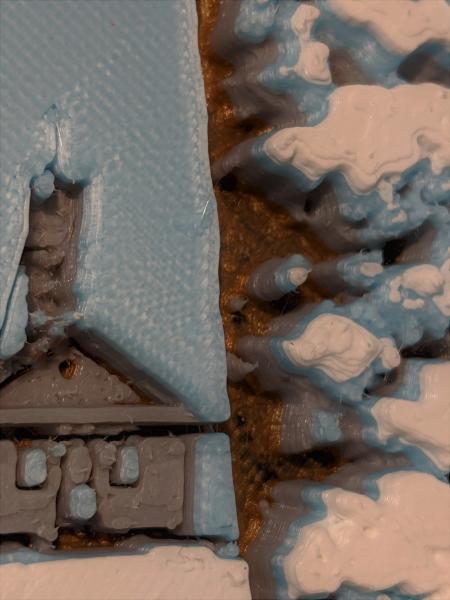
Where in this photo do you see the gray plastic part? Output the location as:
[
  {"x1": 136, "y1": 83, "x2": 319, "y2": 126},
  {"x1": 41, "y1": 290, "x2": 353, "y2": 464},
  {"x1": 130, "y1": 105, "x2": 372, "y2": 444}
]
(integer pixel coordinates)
[
  {"x1": 227, "y1": 296, "x2": 248, "y2": 313},
  {"x1": 0, "y1": 440, "x2": 63, "y2": 541},
  {"x1": 0, "y1": 436, "x2": 195, "y2": 538},
  {"x1": 280, "y1": 397, "x2": 316, "y2": 454},
  {"x1": 173, "y1": 435, "x2": 198, "y2": 537},
  {"x1": 23, "y1": 186, "x2": 81, "y2": 320},
  {"x1": 0, "y1": 345, "x2": 198, "y2": 432},
  {"x1": 245, "y1": 491, "x2": 306, "y2": 600},
  {"x1": 247, "y1": 257, "x2": 303, "y2": 301},
  {"x1": 310, "y1": 254, "x2": 368, "y2": 296},
  {"x1": 88, "y1": 437, "x2": 185, "y2": 533},
  {"x1": 57, "y1": 441, "x2": 94, "y2": 526},
  {"x1": 325, "y1": 452, "x2": 409, "y2": 492},
  {"x1": 226, "y1": 351, "x2": 256, "y2": 383},
  {"x1": 0, "y1": 405, "x2": 197, "y2": 433},
  {"x1": 0, "y1": 345, "x2": 140, "y2": 410},
  {"x1": 279, "y1": 381, "x2": 362, "y2": 454},
  {"x1": 396, "y1": 221, "x2": 437, "y2": 265}
]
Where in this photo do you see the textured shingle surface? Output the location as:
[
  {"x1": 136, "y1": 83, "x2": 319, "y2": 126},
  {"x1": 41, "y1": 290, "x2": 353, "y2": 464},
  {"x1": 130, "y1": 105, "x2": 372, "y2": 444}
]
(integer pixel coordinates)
[
  {"x1": 0, "y1": 269, "x2": 28, "y2": 360},
  {"x1": 0, "y1": 0, "x2": 228, "y2": 420},
  {"x1": 193, "y1": 434, "x2": 240, "y2": 540}
]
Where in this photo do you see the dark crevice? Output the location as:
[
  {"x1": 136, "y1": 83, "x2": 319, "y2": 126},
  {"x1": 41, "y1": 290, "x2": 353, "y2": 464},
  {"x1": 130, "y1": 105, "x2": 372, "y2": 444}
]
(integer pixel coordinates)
[
  {"x1": 398, "y1": 48, "x2": 450, "y2": 86},
  {"x1": 382, "y1": 236, "x2": 409, "y2": 266},
  {"x1": 218, "y1": 172, "x2": 238, "y2": 191}
]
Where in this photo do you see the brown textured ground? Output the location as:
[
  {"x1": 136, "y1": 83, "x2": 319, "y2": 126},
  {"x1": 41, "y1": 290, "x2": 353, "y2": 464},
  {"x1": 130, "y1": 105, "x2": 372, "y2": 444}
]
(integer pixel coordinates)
[{"x1": 197, "y1": 0, "x2": 344, "y2": 554}]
